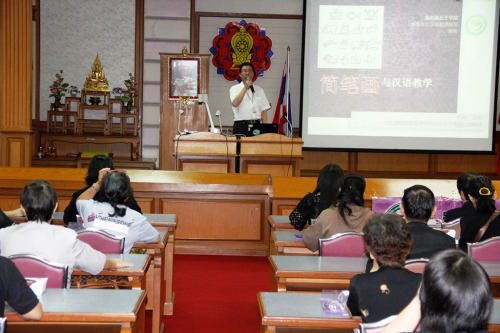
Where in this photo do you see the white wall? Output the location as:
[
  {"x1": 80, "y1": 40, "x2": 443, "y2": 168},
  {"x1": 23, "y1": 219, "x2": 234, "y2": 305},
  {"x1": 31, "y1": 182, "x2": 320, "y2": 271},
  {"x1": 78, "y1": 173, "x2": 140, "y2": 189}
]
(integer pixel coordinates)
[{"x1": 40, "y1": 0, "x2": 135, "y2": 121}]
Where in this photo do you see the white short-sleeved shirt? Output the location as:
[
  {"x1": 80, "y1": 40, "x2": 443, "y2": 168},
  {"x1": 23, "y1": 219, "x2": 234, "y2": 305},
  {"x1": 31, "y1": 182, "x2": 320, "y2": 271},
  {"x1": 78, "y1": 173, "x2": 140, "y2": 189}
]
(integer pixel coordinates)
[
  {"x1": 0, "y1": 221, "x2": 106, "y2": 285},
  {"x1": 229, "y1": 81, "x2": 270, "y2": 121},
  {"x1": 77, "y1": 199, "x2": 159, "y2": 253}
]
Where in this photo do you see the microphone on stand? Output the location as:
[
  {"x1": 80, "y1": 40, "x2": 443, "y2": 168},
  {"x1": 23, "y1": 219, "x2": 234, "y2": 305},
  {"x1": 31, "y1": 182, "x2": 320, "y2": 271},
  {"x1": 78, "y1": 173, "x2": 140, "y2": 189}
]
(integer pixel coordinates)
[
  {"x1": 197, "y1": 94, "x2": 219, "y2": 133},
  {"x1": 215, "y1": 110, "x2": 223, "y2": 134},
  {"x1": 246, "y1": 77, "x2": 255, "y2": 94},
  {"x1": 177, "y1": 109, "x2": 184, "y2": 134}
]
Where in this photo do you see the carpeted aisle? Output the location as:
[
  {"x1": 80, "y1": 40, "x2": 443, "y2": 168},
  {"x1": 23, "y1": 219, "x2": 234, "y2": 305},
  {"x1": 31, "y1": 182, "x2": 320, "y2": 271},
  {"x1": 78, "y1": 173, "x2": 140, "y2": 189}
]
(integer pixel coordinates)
[{"x1": 161, "y1": 254, "x2": 271, "y2": 332}]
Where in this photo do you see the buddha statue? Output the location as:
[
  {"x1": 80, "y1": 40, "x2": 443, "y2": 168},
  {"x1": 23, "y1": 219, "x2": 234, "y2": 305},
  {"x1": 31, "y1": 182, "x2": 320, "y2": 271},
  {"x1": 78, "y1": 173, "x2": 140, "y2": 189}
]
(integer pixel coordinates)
[{"x1": 83, "y1": 55, "x2": 109, "y2": 92}]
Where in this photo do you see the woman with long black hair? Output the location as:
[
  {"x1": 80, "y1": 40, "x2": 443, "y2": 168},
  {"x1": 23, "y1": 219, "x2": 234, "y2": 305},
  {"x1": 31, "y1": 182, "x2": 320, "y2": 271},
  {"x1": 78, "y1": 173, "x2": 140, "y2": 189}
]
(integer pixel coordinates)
[
  {"x1": 303, "y1": 173, "x2": 373, "y2": 252},
  {"x1": 458, "y1": 174, "x2": 500, "y2": 251},
  {"x1": 289, "y1": 163, "x2": 344, "y2": 231}
]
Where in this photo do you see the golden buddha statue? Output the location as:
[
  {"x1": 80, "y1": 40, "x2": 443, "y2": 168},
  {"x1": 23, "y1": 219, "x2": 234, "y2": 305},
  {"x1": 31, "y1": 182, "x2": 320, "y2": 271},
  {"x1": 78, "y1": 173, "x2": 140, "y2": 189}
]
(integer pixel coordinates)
[{"x1": 82, "y1": 54, "x2": 109, "y2": 92}]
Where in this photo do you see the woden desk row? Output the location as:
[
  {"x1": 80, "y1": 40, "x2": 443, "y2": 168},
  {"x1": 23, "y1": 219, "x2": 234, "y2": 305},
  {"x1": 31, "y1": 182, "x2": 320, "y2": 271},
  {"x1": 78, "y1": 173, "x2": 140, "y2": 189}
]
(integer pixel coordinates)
[
  {"x1": 52, "y1": 212, "x2": 176, "y2": 315},
  {"x1": 269, "y1": 255, "x2": 500, "y2": 297},
  {"x1": 258, "y1": 292, "x2": 500, "y2": 333},
  {"x1": 3, "y1": 167, "x2": 500, "y2": 257},
  {"x1": 0, "y1": 167, "x2": 271, "y2": 256},
  {"x1": 14, "y1": 212, "x2": 176, "y2": 333},
  {"x1": 6, "y1": 289, "x2": 146, "y2": 333}
]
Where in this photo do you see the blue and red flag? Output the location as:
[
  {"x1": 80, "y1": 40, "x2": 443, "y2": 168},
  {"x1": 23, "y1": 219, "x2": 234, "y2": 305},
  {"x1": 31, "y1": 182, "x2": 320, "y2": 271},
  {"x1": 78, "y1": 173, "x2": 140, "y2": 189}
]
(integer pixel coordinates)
[{"x1": 272, "y1": 47, "x2": 292, "y2": 137}]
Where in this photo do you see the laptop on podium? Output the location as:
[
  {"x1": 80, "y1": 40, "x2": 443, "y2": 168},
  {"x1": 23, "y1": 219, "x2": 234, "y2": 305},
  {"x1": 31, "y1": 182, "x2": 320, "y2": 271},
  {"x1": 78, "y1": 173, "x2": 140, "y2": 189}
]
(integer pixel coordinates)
[{"x1": 246, "y1": 123, "x2": 279, "y2": 137}]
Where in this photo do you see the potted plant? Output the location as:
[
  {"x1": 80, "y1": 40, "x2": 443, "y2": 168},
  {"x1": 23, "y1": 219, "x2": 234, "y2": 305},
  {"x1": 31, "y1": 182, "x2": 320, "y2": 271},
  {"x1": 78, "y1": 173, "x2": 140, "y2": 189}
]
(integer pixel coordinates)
[
  {"x1": 121, "y1": 73, "x2": 138, "y2": 113},
  {"x1": 49, "y1": 69, "x2": 69, "y2": 109},
  {"x1": 68, "y1": 86, "x2": 79, "y2": 97},
  {"x1": 112, "y1": 87, "x2": 123, "y2": 99}
]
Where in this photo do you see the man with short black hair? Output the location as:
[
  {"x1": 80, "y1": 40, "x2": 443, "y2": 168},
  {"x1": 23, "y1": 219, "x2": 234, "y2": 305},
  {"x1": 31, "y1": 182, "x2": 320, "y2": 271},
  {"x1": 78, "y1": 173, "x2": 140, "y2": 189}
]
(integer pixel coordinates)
[
  {"x1": 229, "y1": 62, "x2": 270, "y2": 135},
  {"x1": 401, "y1": 185, "x2": 456, "y2": 259}
]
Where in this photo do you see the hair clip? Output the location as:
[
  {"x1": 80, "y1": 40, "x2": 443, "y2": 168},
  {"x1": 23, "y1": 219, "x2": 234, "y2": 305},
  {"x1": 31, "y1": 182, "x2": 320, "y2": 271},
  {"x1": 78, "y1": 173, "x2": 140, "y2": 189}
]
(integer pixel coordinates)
[{"x1": 479, "y1": 187, "x2": 492, "y2": 196}]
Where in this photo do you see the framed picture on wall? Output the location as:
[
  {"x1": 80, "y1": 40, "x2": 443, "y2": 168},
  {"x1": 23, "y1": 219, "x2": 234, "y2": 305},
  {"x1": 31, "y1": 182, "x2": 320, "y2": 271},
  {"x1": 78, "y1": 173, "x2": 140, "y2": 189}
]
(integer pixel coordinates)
[{"x1": 168, "y1": 58, "x2": 200, "y2": 100}]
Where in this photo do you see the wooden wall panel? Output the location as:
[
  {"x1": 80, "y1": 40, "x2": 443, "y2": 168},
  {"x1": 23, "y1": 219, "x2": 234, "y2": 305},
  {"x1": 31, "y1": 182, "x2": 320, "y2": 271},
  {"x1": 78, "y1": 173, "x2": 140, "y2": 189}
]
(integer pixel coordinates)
[
  {"x1": 435, "y1": 152, "x2": 498, "y2": 175},
  {"x1": 2, "y1": 135, "x2": 32, "y2": 167},
  {"x1": 0, "y1": 0, "x2": 32, "y2": 166},
  {"x1": 136, "y1": 198, "x2": 155, "y2": 214},
  {"x1": 161, "y1": 198, "x2": 262, "y2": 240},
  {"x1": 301, "y1": 146, "x2": 498, "y2": 179},
  {"x1": 302, "y1": 151, "x2": 350, "y2": 172},
  {"x1": 356, "y1": 152, "x2": 430, "y2": 173}
]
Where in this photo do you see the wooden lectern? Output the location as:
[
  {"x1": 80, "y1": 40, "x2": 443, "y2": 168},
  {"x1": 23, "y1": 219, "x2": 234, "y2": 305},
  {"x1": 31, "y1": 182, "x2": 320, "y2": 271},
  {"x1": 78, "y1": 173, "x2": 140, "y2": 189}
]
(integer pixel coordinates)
[
  {"x1": 239, "y1": 133, "x2": 303, "y2": 176},
  {"x1": 159, "y1": 50, "x2": 211, "y2": 170},
  {"x1": 173, "y1": 132, "x2": 237, "y2": 173},
  {"x1": 172, "y1": 132, "x2": 303, "y2": 176}
]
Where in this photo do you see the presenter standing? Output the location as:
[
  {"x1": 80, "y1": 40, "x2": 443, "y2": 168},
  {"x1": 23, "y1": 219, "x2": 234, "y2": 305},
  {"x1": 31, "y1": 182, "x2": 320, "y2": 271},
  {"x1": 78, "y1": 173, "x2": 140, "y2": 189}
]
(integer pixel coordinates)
[{"x1": 229, "y1": 62, "x2": 270, "y2": 135}]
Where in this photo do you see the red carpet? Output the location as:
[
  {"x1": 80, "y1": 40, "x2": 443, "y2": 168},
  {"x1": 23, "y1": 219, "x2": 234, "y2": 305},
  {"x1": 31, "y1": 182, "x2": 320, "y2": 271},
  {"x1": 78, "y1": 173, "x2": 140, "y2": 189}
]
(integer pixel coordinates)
[{"x1": 158, "y1": 254, "x2": 271, "y2": 332}]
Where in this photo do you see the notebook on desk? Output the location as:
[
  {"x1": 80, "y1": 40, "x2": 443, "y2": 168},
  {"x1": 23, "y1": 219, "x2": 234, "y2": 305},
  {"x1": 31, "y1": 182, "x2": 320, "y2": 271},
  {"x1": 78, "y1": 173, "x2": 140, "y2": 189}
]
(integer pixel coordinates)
[{"x1": 246, "y1": 123, "x2": 279, "y2": 136}]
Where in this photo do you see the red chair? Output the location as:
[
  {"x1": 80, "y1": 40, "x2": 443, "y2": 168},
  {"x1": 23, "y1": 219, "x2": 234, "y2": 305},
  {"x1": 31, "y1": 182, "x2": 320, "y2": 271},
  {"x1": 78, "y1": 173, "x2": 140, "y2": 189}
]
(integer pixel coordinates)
[
  {"x1": 319, "y1": 232, "x2": 365, "y2": 257},
  {"x1": 9, "y1": 254, "x2": 69, "y2": 288},
  {"x1": 468, "y1": 236, "x2": 500, "y2": 261},
  {"x1": 76, "y1": 228, "x2": 125, "y2": 254},
  {"x1": 404, "y1": 258, "x2": 429, "y2": 274}
]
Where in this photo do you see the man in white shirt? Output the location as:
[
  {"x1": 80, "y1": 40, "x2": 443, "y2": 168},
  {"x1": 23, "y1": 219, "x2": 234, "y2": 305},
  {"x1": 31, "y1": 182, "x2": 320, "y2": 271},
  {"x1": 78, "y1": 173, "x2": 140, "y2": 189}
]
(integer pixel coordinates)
[{"x1": 229, "y1": 62, "x2": 270, "y2": 135}]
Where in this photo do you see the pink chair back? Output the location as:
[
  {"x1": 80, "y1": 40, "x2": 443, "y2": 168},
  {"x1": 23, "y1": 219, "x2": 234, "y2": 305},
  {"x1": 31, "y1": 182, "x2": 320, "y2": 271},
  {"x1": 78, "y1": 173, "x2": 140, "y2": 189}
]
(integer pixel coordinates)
[
  {"x1": 359, "y1": 314, "x2": 397, "y2": 333},
  {"x1": 468, "y1": 236, "x2": 500, "y2": 261},
  {"x1": 77, "y1": 228, "x2": 125, "y2": 254},
  {"x1": 442, "y1": 219, "x2": 461, "y2": 238},
  {"x1": 404, "y1": 258, "x2": 429, "y2": 274},
  {"x1": 319, "y1": 232, "x2": 365, "y2": 257},
  {"x1": 9, "y1": 254, "x2": 69, "y2": 288}
]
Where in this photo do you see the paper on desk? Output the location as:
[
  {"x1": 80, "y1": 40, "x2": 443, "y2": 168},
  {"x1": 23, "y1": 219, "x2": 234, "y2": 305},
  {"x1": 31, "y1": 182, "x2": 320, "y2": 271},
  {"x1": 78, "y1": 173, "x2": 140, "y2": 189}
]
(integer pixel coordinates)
[{"x1": 27, "y1": 277, "x2": 47, "y2": 297}]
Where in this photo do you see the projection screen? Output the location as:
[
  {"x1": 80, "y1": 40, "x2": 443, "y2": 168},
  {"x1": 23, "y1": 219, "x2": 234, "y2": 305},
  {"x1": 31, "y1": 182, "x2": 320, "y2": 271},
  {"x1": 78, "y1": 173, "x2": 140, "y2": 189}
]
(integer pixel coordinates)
[{"x1": 301, "y1": 0, "x2": 500, "y2": 152}]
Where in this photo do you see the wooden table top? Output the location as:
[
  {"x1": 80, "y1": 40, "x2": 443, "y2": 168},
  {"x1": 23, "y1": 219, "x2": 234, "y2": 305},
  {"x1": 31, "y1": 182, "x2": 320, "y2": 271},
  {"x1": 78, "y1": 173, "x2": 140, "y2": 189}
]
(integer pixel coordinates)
[
  {"x1": 270, "y1": 255, "x2": 367, "y2": 278},
  {"x1": 258, "y1": 292, "x2": 500, "y2": 331},
  {"x1": 6, "y1": 289, "x2": 146, "y2": 322},
  {"x1": 258, "y1": 292, "x2": 360, "y2": 329}
]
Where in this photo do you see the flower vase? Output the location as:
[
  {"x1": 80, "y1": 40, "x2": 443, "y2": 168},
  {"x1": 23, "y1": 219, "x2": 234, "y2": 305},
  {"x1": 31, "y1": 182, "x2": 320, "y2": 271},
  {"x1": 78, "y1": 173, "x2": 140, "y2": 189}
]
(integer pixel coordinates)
[
  {"x1": 53, "y1": 97, "x2": 61, "y2": 110},
  {"x1": 126, "y1": 101, "x2": 132, "y2": 113}
]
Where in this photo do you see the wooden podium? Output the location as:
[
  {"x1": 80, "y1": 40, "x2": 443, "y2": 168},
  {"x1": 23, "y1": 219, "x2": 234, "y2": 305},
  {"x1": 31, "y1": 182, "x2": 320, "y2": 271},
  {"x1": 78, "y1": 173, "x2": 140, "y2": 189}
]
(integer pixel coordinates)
[
  {"x1": 159, "y1": 51, "x2": 211, "y2": 170},
  {"x1": 173, "y1": 132, "x2": 303, "y2": 176},
  {"x1": 239, "y1": 133, "x2": 303, "y2": 176},
  {"x1": 173, "y1": 132, "x2": 237, "y2": 173}
]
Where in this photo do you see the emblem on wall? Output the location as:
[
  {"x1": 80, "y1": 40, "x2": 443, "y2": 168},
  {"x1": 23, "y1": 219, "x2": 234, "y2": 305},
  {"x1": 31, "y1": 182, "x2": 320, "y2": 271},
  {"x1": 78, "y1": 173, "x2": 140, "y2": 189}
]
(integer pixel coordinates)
[{"x1": 210, "y1": 20, "x2": 273, "y2": 82}]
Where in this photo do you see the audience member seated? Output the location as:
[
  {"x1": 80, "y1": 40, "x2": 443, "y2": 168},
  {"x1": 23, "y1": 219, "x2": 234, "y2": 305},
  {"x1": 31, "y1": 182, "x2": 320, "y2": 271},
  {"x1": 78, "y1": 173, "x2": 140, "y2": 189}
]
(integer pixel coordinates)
[
  {"x1": 459, "y1": 174, "x2": 500, "y2": 252},
  {"x1": 0, "y1": 180, "x2": 132, "y2": 286},
  {"x1": 347, "y1": 214, "x2": 421, "y2": 323},
  {"x1": 382, "y1": 249, "x2": 493, "y2": 333},
  {"x1": 289, "y1": 163, "x2": 344, "y2": 231},
  {"x1": 303, "y1": 173, "x2": 373, "y2": 252},
  {"x1": 0, "y1": 207, "x2": 24, "y2": 229},
  {"x1": 76, "y1": 168, "x2": 160, "y2": 253},
  {"x1": 401, "y1": 185, "x2": 456, "y2": 259},
  {"x1": 443, "y1": 171, "x2": 479, "y2": 222},
  {"x1": 63, "y1": 154, "x2": 142, "y2": 226},
  {"x1": 0, "y1": 256, "x2": 42, "y2": 320}
]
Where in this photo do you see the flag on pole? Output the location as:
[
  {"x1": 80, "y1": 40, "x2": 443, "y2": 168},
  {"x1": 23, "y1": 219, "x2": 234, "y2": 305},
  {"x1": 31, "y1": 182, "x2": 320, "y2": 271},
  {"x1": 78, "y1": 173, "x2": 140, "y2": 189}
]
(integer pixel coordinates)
[{"x1": 272, "y1": 47, "x2": 292, "y2": 137}]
